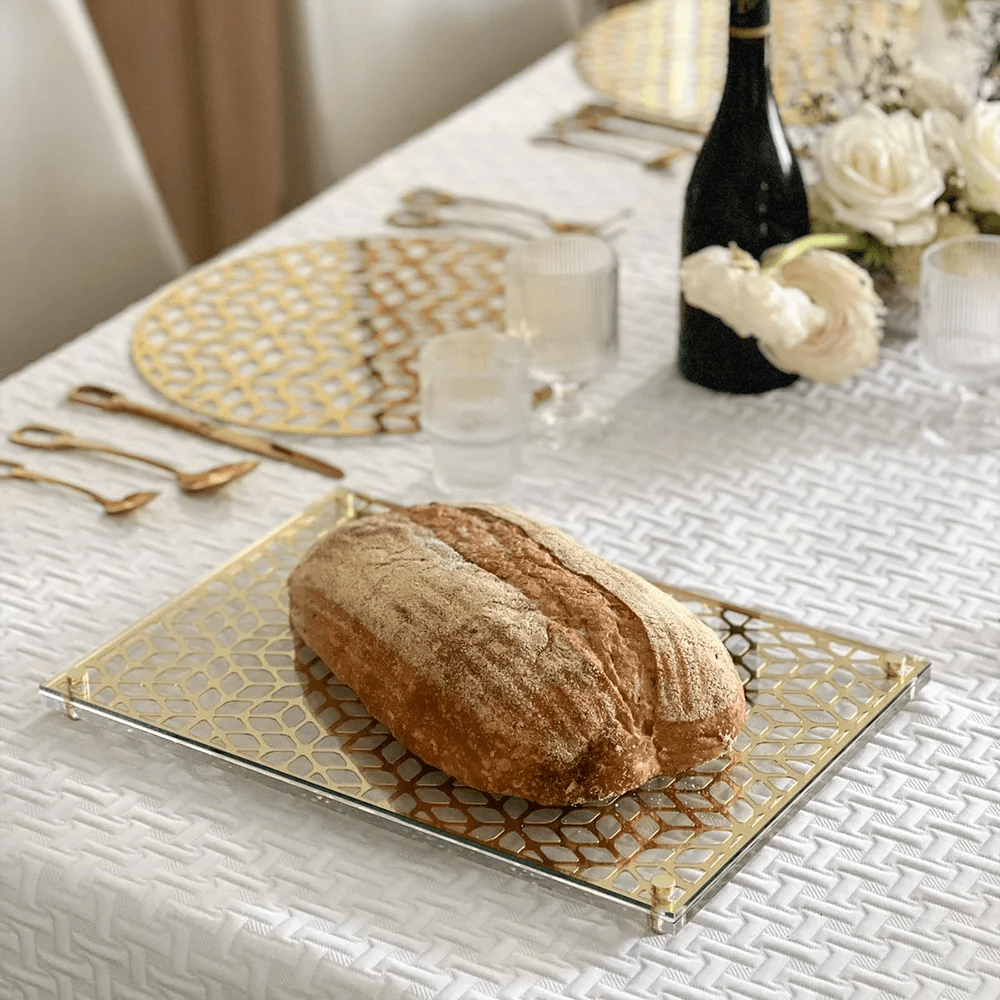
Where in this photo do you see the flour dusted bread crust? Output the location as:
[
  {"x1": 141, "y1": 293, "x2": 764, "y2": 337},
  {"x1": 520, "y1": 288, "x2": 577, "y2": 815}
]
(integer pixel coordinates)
[{"x1": 288, "y1": 503, "x2": 745, "y2": 805}]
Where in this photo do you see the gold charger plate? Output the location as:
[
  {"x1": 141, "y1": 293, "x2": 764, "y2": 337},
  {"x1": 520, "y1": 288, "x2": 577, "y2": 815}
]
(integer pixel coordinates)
[
  {"x1": 41, "y1": 492, "x2": 929, "y2": 932},
  {"x1": 132, "y1": 237, "x2": 506, "y2": 436},
  {"x1": 574, "y1": 0, "x2": 921, "y2": 131}
]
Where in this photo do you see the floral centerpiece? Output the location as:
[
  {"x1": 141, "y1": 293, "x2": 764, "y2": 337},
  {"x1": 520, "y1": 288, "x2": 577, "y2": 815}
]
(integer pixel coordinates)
[
  {"x1": 681, "y1": 0, "x2": 1000, "y2": 385},
  {"x1": 805, "y1": 0, "x2": 1000, "y2": 337}
]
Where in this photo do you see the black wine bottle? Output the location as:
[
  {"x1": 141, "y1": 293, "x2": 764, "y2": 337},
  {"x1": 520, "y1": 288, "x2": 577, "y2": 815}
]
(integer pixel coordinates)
[{"x1": 679, "y1": 0, "x2": 809, "y2": 394}]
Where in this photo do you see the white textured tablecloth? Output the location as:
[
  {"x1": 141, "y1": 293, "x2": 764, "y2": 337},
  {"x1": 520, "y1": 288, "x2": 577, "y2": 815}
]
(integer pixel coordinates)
[{"x1": 2, "y1": 49, "x2": 998, "y2": 1000}]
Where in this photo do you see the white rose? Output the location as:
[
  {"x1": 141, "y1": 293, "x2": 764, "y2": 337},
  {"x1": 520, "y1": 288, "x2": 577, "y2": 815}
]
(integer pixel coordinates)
[
  {"x1": 955, "y1": 102, "x2": 1000, "y2": 215},
  {"x1": 763, "y1": 250, "x2": 885, "y2": 385},
  {"x1": 815, "y1": 104, "x2": 945, "y2": 246},
  {"x1": 681, "y1": 244, "x2": 826, "y2": 349}
]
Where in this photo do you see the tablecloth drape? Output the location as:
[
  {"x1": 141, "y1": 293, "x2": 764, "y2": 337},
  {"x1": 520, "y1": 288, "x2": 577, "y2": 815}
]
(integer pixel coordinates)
[{"x1": 2, "y1": 48, "x2": 997, "y2": 1000}]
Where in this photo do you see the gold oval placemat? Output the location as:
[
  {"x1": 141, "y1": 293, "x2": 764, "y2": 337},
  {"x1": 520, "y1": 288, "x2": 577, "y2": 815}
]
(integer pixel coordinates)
[
  {"x1": 132, "y1": 237, "x2": 506, "y2": 436},
  {"x1": 574, "y1": 0, "x2": 921, "y2": 131}
]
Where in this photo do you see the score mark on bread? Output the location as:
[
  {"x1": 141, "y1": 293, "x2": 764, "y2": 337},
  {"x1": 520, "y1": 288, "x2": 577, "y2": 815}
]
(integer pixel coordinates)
[{"x1": 288, "y1": 503, "x2": 745, "y2": 806}]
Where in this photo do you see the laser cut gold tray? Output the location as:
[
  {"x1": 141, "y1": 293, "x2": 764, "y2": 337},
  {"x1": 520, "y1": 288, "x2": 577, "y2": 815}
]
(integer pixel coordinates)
[
  {"x1": 574, "y1": 0, "x2": 921, "y2": 132},
  {"x1": 40, "y1": 492, "x2": 930, "y2": 932},
  {"x1": 131, "y1": 237, "x2": 506, "y2": 436}
]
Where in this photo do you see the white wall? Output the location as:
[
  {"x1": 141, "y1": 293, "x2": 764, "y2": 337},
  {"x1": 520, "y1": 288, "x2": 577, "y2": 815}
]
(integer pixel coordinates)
[{"x1": 283, "y1": 0, "x2": 584, "y2": 202}]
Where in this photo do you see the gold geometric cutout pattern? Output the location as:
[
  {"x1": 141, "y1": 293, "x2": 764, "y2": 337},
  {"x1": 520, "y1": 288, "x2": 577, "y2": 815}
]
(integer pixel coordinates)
[
  {"x1": 42, "y1": 492, "x2": 930, "y2": 931},
  {"x1": 132, "y1": 238, "x2": 506, "y2": 436},
  {"x1": 574, "y1": 0, "x2": 921, "y2": 131}
]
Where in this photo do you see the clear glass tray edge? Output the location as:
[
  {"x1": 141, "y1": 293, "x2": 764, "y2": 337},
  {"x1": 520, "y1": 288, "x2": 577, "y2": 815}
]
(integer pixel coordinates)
[
  {"x1": 38, "y1": 663, "x2": 930, "y2": 935},
  {"x1": 36, "y1": 489, "x2": 934, "y2": 935}
]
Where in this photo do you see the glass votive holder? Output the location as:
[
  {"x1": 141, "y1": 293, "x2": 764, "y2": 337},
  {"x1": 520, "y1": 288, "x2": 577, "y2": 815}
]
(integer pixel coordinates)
[{"x1": 418, "y1": 330, "x2": 532, "y2": 496}]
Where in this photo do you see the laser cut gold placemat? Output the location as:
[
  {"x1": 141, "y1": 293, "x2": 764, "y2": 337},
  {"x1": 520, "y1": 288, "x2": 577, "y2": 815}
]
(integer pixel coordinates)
[
  {"x1": 41, "y1": 492, "x2": 930, "y2": 931},
  {"x1": 574, "y1": 0, "x2": 921, "y2": 131},
  {"x1": 131, "y1": 238, "x2": 506, "y2": 436}
]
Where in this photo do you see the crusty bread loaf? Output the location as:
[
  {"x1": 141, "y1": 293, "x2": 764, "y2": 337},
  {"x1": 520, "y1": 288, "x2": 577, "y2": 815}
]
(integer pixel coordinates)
[{"x1": 288, "y1": 503, "x2": 745, "y2": 805}]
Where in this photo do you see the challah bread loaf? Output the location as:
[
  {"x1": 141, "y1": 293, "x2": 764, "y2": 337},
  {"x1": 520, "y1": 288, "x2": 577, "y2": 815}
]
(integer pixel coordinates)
[{"x1": 288, "y1": 503, "x2": 745, "y2": 805}]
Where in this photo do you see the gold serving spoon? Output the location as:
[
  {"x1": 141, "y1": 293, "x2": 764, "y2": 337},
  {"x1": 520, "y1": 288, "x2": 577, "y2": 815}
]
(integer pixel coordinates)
[
  {"x1": 0, "y1": 459, "x2": 158, "y2": 514},
  {"x1": 9, "y1": 425, "x2": 258, "y2": 493},
  {"x1": 400, "y1": 187, "x2": 631, "y2": 236}
]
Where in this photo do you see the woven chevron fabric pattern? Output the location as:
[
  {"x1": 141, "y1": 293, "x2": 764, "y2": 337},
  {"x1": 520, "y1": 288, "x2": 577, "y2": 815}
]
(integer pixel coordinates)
[{"x1": 1, "y1": 47, "x2": 998, "y2": 1000}]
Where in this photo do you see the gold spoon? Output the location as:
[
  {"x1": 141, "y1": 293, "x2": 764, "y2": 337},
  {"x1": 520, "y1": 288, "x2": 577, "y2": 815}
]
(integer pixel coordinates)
[
  {"x1": 400, "y1": 187, "x2": 631, "y2": 236},
  {"x1": 387, "y1": 207, "x2": 540, "y2": 241},
  {"x1": 0, "y1": 459, "x2": 158, "y2": 514},
  {"x1": 9, "y1": 425, "x2": 259, "y2": 493}
]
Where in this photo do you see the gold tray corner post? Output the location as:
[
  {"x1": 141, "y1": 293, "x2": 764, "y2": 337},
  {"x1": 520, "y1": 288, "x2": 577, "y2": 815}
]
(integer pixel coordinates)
[
  {"x1": 39, "y1": 492, "x2": 930, "y2": 930},
  {"x1": 57, "y1": 666, "x2": 93, "y2": 720}
]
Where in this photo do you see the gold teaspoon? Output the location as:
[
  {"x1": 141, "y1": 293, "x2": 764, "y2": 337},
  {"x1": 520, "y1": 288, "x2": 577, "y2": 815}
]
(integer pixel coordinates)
[
  {"x1": 0, "y1": 459, "x2": 158, "y2": 514},
  {"x1": 400, "y1": 187, "x2": 631, "y2": 236},
  {"x1": 10, "y1": 425, "x2": 258, "y2": 493},
  {"x1": 386, "y1": 208, "x2": 540, "y2": 241}
]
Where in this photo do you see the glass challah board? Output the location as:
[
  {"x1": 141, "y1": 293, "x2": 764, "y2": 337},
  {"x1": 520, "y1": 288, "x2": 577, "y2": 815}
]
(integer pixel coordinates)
[{"x1": 41, "y1": 491, "x2": 930, "y2": 932}]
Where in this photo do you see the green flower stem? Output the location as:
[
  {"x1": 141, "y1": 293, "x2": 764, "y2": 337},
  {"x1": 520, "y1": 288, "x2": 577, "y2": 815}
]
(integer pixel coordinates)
[{"x1": 761, "y1": 232, "x2": 867, "y2": 274}]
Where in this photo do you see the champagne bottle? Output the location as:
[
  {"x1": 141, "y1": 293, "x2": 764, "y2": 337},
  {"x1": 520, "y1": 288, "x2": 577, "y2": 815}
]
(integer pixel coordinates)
[{"x1": 679, "y1": 0, "x2": 809, "y2": 394}]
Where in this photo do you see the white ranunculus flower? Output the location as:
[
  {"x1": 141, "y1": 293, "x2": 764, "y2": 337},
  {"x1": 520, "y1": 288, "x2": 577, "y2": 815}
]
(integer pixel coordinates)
[
  {"x1": 763, "y1": 250, "x2": 885, "y2": 385},
  {"x1": 955, "y1": 101, "x2": 1000, "y2": 214},
  {"x1": 680, "y1": 244, "x2": 826, "y2": 349},
  {"x1": 815, "y1": 103, "x2": 945, "y2": 246}
]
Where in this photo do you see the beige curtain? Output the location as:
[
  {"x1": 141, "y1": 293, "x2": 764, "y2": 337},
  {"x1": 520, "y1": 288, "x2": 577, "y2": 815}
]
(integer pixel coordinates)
[{"x1": 85, "y1": 0, "x2": 286, "y2": 264}]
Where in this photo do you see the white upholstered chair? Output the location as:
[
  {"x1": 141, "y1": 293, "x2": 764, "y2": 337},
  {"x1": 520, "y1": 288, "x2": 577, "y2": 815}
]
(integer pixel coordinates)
[{"x1": 0, "y1": 0, "x2": 186, "y2": 378}]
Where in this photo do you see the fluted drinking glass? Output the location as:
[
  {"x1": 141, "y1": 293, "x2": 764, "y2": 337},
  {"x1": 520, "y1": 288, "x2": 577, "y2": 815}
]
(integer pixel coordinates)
[
  {"x1": 504, "y1": 235, "x2": 618, "y2": 447},
  {"x1": 919, "y1": 235, "x2": 1000, "y2": 454}
]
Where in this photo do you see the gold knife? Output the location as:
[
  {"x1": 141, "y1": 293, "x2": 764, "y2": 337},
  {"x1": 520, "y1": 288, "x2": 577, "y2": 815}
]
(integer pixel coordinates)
[{"x1": 67, "y1": 385, "x2": 345, "y2": 480}]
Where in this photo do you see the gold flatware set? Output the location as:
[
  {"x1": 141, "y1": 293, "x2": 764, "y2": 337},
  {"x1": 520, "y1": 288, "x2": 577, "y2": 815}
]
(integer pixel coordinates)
[
  {"x1": 383, "y1": 107, "x2": 701, "y2": 242},
  {"x1": 8, "y1": 167, "x2": 639, "y2": 517},
  {"x1": 532, "y1": 104, "x2": 702, "y2": 171},
  {"x1": 2, "y1": 385, "x2": 345, "y2": 515}
]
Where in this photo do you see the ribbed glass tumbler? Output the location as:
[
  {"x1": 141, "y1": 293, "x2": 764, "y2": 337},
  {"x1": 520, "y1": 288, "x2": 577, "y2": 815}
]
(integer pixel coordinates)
[{"x1": 918, "y1": 235, "x2": 1000, "y2": 454}]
